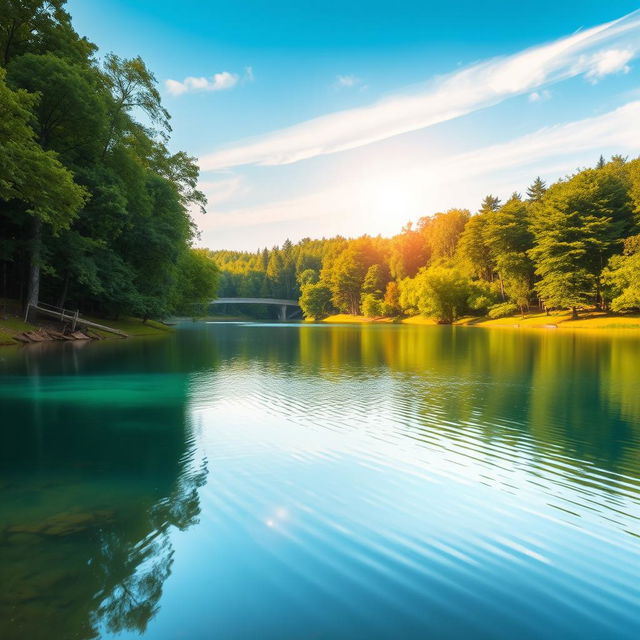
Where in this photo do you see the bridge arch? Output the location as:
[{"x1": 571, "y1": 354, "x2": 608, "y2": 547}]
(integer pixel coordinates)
[{"x1": 209, "y1": 297, "x2": 301, "y2": 321}]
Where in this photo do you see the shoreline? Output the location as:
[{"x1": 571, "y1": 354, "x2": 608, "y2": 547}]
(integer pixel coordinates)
[
  {"x1": 316, "y1": 310, "x2": 640, "y2": 332},
  {"x1": 0, "y1": 313, "x2": 172, "y2": 348}
]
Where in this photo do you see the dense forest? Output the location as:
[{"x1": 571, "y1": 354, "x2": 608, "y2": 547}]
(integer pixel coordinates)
[
  {"x1": 212, "y1": 156, "x2": 640, "y2": 322},
  {"x1": 0, "y1": 0, "x2": 218, "y2": 319}
]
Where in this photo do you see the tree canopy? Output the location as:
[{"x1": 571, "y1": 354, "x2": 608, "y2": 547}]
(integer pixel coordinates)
[
  {"x1": 210, "y1": 155, "x2": 640, "y2": 322},
  {"x1": 0, "y1": 0, "x2": 218, "y2": 317}
]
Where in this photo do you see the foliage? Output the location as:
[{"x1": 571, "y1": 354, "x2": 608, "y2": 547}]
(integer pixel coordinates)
[
  {"x1": 529, "y1": 166, "x2": 633, "y2": 314},
  {"x1": 361, "y1": 293, "x2": 385, "y2": 318},
  {"x1": 209, "y1": 155, "x2": 640, "y2": 323},
  {"x1": 299, "y1": 282, "x2": 332, "y2": 319},
  {"x1": 488, "y1": 302, "x2": 519, "y2": 319},
  {"x1": 399, "y1": 266, "x2": 471, "y2": 323},
  {"x1": 0, "y1": 0, "x2": 216, "y2": 318},
  {"x1": 602, "y1": 235, "x2": 640, "y2": 311}
]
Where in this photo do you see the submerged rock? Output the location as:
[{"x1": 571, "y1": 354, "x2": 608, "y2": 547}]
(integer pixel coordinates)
[{"x1": 6, "y1": 509, "x2": 116, "y2": 538}]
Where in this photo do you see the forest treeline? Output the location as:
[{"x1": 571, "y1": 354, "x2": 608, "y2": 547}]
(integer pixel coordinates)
[
  {"x1": 212, "y1": 156, "x2": 640, "y2": 322},
  {"x1": 0, "y1": 0, "x2": 218, "y2": 319}
]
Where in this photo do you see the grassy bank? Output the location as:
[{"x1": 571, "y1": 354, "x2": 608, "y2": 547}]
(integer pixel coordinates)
[
  {"x1": 0, "y1": 299, "x2": 173, "y2": 346},
  {"x1": 318, "y1": 310, "x2": 640, "y2": 331}
]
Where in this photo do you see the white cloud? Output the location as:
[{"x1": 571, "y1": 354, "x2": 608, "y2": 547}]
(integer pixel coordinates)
[
  {"x1": 165, "y1": 71, "x2": 239, "y2": 96},
  {"x1": 528, "y1": 89, "x2": 551, "y2": 102},
  {"x1": 200, "y1": 10, "x2": 640, "y2": 171},
  {"x1": 197, "y1": 101, "x2": 640, "y2": 245},
  {"x1": 583, "y1": 48, "x2": 633, "y2": 82},
  {"x1": 335, "y1": 74, "x2": 361, "y2": 88},
  {"x1": 244, "y1": 66, "x2": 255, "y2": 82},
  {"x1": 430, "y1": 100, "x2": 640, "y2": 179}
]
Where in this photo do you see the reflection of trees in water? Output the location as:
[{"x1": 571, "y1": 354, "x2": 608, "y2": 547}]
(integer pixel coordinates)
[
  {"x1": 0, "y1": 337, "x2": 212, "y2": 640},
  {"x1": 209, "y1": 324, "x2": 640, "y2": 479},
  {"x1": 94, "y1": 456, "x2": 207, "y2": 636}
]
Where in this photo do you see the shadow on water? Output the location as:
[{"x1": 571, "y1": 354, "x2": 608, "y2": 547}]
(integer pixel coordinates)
[{"x1": 0, "y1": 337, "x2": 216, "y2": 640}]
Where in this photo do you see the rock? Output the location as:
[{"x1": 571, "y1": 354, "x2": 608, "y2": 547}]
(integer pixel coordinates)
[{"x1": 6, "y1": 509, "x2": 116, "y2": 538}]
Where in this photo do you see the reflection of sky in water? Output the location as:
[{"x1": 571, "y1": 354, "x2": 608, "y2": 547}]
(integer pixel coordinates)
[
  {"x1": 131, "y1": 325, "x2": 640, "y2": 640},
  {"x1": 1, "y1": 324, "x2": 639, "y2": 640}
]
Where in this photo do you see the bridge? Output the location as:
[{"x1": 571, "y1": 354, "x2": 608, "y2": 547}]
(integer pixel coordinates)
[{"x1": 210, "y1": 297, "x2": 301, "y2": 321}]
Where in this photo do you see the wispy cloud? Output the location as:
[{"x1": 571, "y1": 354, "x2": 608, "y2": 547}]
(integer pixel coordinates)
[
  {"x1": 334, "y1": 74, "x2": 362, "y2": 88},
  {"x1": 432, "y1": 100, "x2": 640, "y2": 178},
  {"x1": 528, "y1": 89, "x2": 551, "y2": 102},
  {"x1": 583, "y1": 48, "x2": 633, "y2": 82},
  {"x1": 199, "y1": 10, "x2": 640, "y2": 171},
  {"x1": 198, "y1": 101, "x2": 640, "y2": 244},
  {"x1": 166, "y1": 71, "x2": 239, "y2": 96}
]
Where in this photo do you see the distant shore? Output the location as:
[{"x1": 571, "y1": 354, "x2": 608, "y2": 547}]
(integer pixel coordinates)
[{"x1": 317, "y1": 310, "x2": 640, "y2": 331}]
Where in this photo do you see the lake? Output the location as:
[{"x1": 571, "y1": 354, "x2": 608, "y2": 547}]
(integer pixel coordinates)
[{"x1": 1, "y1": 322, "x2": 639, "y2": 639}]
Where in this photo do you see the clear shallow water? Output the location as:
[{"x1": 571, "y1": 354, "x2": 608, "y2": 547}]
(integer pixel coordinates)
[{"x1": 1, "y1": 323, "x2": 639, "y2": 640}]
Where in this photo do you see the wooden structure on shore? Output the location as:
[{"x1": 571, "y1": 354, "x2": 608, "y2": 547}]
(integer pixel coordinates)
[{"x1": 23, "y1": 302, "x2": 128, "y2": 338}]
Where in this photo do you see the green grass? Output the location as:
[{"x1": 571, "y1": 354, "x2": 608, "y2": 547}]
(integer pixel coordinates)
[
  {"x1": 0, "y1": 299, "x2": 174, "y2": 346},
  {"x1": 85, "y1": 316, "x2": 173, "y2": 338},
  {"x1": 0, "y1": 316, "x2": 38, "y2": 345}
]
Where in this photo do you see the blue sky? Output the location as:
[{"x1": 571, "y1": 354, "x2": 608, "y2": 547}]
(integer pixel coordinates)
[{"x1": 68, "y1": 1, "x2": 640, "y2": 249}]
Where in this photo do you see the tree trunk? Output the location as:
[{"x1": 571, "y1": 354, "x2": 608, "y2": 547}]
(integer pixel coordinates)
[
  {"x1": 57, "y1": 271, "x2": 70, "y2": 309},
  {"x1": 571, "y1": 306, "x2": 578, "y2": 319},
  {"x1": 26, "y1": 218, "x2": 42, "y2": 311}
]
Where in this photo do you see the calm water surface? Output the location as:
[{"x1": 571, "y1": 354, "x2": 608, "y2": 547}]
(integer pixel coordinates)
[{"x1": 1, "y1": 323, "x2": 639, "y2": 639}]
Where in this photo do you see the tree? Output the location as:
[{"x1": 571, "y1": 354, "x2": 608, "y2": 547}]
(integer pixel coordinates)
[
  {"x1": 0, "y1": 0, "x2": 96, "y2": 66},
  {"x1": 361, "y1": 263, "x2": 386, "y2": 295},
  {"x1": 526, "y1": 177, "x2": 547, "y2": 202},
  {"x1": 173, "y1": 249, "x2": 219, "y2": 313},
  {"x1": 388, "y1": 223, "x2": 428, "y2": 279},
  {"x1": 529, "y1": 168, "x2": 633, "y2": 316},
  {"x1": 479, "y1": 195, "x2": 501, "y2": 214},
  {"x1": 602, "y1": 235, "x2": 640, "y2": 311},
  {"x1": 456, "y1": 214, "x2": 494, "y2": 281},
  {"x1": 0, "y1": 66, "x2": 87, "y2": 307},
  {"x1": 299, "y1": 282, "x2": 332, "y2": 319},
  {"x1": 484, "y1": 196, "x2": 534, "y2": 304},
  {"x1": 297, "y1": 268, "x2": 318, "y2": 287},
  {"x1": 102, "y1": 53, "x2": 171, "y2": 152},
  {"x1": 399, "y1": 265, "x2": 471, "y2": 323},
  {"x1": 361, "y1": 293, "x2": 384, "y2": 318},
  {"x1": 383, "y1": 281, "x2": 401, "y2": 315},
  {"x1": 419, "y1": 208, "x2": 470, "y2": 260},
  {"x1": 324, "y1": 237, "x2": 383, "y2": 314}
]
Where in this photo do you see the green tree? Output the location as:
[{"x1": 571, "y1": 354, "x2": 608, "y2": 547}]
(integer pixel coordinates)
[
  {"x1": 479, "y1": 195, "x2": 501, "y2": 214},
  {"x1": 419, "y1": 209, "x2": 470, "y2": 260},
  {"x1": 484, "y1": 196, "x2": 534, "y2": 305},
  {"x1": 361, "y1": 263, "x2": 386, "y2": 295},
  {"x1": 299, "y1": 282, "x2": 332, "y2": 319},
  {"x1": 456, "y1": 213, "x2": 494, "y2": 281},
  {"x1": 602, "y1": 235, "x2": 640, "y2": 311},
  {"x1": 361, "y1": 293, "x2": 384, "y2": 318},
  {"x1": 0, "y1": 66, "x2": 87, "y2": 307},
  {"x1": 400, "y1": 265, "x2": 470, "y2": 323},
  {"x1": 526, "y1": 177, "x2": 547, "y2": 202},
  {"x1": 388, "y1": 223, "x2": 428, "y2": 279},
  {"x1": 529, "y1": 168, "x2": 633, "y2": 316},
  {"x1": 173, "y1": 249, "x2": 219, "y2": 313}
]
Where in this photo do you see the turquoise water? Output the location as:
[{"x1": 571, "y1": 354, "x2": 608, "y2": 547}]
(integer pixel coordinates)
[{"x1": 1, "y1": 323, "x2": 639, "y2": 639}]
